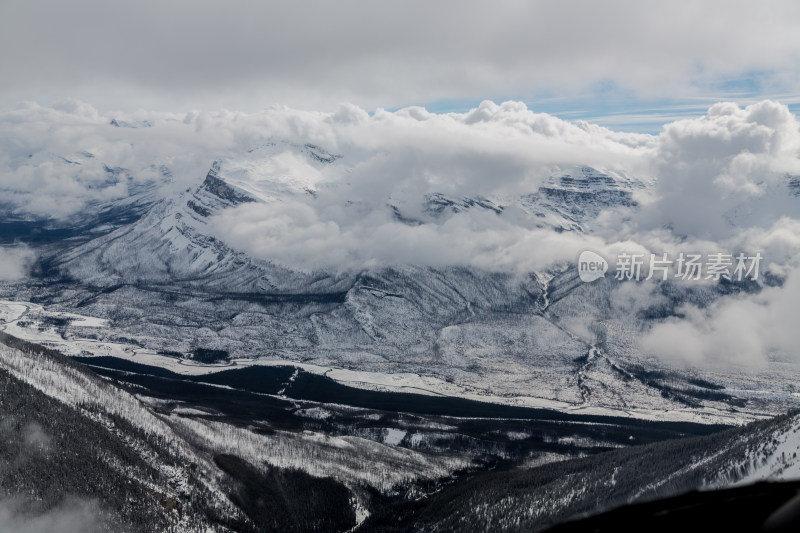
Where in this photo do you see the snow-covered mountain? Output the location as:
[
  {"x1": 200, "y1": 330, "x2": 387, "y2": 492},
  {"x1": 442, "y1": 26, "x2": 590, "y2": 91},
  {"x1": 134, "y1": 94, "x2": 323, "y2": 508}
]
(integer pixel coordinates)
[
  {"x1": 385, "y1": 408, "x2": 800, "y2": 532},
  {"x1": 1, "y1": 141, "x2": 794, "y2": 426}
]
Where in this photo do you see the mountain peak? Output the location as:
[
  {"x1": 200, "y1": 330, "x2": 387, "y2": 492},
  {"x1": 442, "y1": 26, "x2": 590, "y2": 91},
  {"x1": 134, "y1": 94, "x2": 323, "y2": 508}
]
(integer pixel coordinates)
[
  {"x1": 199, "y1": 163, "x2": 257, "y2": 205},
  {"x1": 185, "y1": 162, "x2": 257, "y2": 218}
]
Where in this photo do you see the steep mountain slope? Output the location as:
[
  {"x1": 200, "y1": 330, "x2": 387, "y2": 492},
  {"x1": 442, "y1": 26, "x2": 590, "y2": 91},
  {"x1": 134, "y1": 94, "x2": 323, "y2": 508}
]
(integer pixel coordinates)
[
  {"x1": 0, "y1": 332, "x2": 240, "y2": 532},
  {"x1": 364, "y1": 409, "x2": 800, "y2": 532},
  {"x1": 515, "y1": 166, "x2": 646, "y2": 232},
  {"x1": 0, "y1": 332, "x2": 362, "y2": 532}
]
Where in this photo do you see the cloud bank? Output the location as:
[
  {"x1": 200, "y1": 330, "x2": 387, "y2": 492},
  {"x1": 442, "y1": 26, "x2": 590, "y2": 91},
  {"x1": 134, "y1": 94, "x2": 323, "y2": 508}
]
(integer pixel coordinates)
[
  {"x1": 641, "y1": 270, "x2": 800, "y2": 367},
  {"x1": 0, "y1": 245, "x2": 35, "y2": 281},
  {"x1": 1, "y1": 99, "x2": 798, "y2": 271}
]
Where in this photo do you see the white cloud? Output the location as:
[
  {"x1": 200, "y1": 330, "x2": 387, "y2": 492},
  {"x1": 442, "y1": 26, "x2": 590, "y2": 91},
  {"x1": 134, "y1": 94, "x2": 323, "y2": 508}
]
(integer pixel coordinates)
[
  {"x1": 636, "y1": 100, "x2": 800, "y2": 239},
  {"x1": 640, "y1": 268, "x2": 800, "y2": 366},
  {"x1": 0, "y1": 498, "x2": 103, "y2": 533},
  {"x1": 213, "y1": 200, "x2": 616, "y2": 273},
  {"x1": 0, "y1": 245, "x2": 35, "y2": 281}
]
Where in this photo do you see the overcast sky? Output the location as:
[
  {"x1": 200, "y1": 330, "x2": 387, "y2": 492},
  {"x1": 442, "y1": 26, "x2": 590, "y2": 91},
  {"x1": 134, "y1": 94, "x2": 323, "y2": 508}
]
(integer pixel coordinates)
[{"x1": 1, "y1": 0, "x2": 799, "y2": 131}]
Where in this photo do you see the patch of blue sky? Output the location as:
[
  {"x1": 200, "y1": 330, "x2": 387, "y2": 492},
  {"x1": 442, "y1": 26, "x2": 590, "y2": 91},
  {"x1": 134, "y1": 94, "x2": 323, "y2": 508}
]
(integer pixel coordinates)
[{"x1": 410, "y1": 72, "x2": 799, "y2": 135}]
